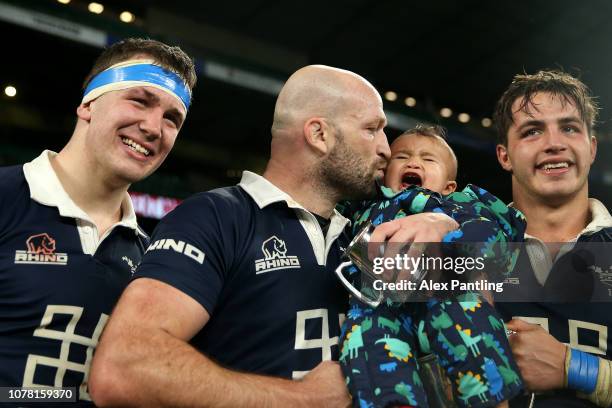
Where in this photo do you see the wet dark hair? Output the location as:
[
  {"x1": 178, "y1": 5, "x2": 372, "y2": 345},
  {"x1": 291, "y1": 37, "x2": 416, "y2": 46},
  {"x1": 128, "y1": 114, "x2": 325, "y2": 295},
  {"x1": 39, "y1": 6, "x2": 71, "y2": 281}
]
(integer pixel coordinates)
[
  {"x1": 393, "y1": 124, "x2": 457, "y2": 180},
  {"x1": 494, "y1": 70, "x2": 598, "y2": 145}
]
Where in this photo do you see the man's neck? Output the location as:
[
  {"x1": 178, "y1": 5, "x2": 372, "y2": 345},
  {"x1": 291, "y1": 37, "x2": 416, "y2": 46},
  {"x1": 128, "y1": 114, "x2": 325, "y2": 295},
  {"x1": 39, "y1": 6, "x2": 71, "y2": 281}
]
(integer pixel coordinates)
[
  {"x1": 263, "y1": 163, "x2": 336, "y2": 219},
  {"x1": 52, "y1": 147, "x2": 127, "y2": 236},
  {"x1": 513, "y1": 190, "x2": 590, "y2": 243}
]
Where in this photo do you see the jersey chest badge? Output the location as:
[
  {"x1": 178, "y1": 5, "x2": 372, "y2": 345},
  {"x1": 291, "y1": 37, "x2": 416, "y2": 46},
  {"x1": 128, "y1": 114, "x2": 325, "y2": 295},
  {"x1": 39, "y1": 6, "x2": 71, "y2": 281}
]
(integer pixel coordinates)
[
  {"x1": 589, "y1": 265, "x2": 612, "y2": 296},
  {"x1": 122, "y1": 255, "x2": 137, "y2": 275},
  {"x1": 14, "y1": 233, "x2": 68, "y2": 265},
  {"x1": 254, "y1": 235, "x2": 301, "y2": 274}
]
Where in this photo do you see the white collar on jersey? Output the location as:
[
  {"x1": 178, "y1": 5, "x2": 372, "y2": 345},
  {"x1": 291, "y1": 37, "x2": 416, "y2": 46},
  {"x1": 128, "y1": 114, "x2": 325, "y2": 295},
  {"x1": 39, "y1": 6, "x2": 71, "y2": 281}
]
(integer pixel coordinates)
[
  {"x1": 510, "y1": 198, "x2": 612, "y2": 240},
  {"x1": 23, "y1": 150, "x2": 146, "y2": 237},
  {"x1": 582, "y1": 198, "x2": 612, "y2": 235},
  {"x1": 238, "y1": 170, "x2": 346, "y2": 219}
]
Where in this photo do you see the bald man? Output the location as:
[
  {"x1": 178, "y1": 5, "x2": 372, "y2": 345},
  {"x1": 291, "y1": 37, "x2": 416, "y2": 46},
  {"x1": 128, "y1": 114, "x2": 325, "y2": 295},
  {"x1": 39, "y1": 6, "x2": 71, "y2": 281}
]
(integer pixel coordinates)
[{"x1": 89, "y1": 65, "x2": 390, "y2": 407}]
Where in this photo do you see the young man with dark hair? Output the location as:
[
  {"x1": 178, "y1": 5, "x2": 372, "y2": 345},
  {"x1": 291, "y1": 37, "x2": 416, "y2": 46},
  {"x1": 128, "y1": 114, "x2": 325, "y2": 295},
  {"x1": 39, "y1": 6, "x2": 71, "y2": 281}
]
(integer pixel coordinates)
[
  {"x1": 494, "y1": 70, "x2": 612, "y2": 407},
  {"x1": 0, "y1": 38, "x2": 196, "y2": 405}
]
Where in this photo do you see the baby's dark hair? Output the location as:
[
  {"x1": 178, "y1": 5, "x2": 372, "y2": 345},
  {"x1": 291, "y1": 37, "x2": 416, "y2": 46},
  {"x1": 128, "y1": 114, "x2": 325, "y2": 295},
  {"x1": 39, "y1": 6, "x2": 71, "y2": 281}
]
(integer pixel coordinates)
[{"x1": 393, "y1": 124, "x2": 458, "y2": 180}]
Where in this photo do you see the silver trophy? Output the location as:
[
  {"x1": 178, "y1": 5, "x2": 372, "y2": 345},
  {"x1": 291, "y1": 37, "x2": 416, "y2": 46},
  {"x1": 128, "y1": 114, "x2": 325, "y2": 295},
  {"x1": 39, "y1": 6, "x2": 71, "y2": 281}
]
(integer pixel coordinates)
[
  {"x1": 335, "y1": 221, "x2": 384, "y2": 307},
  {"x1": 335, "y1": 221, "x2": 428, "y2": 308}
]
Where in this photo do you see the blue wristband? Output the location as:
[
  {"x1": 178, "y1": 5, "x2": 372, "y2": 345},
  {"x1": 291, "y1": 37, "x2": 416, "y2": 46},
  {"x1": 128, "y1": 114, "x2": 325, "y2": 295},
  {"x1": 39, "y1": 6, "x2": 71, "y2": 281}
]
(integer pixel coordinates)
[
  {"x1": 586, "y1": 352, "x2": 599, "y2": 393},
  {"x1": 567, "y1": 348, "x2": 599, "y2": 394},
  {"x1": 568, "y1": 348, "x2": 580, "y2": 389}
]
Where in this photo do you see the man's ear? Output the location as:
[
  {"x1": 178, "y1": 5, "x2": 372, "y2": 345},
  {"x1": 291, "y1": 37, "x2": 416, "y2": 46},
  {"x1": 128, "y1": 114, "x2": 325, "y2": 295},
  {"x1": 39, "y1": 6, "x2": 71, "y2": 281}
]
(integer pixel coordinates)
[
  {"x1": 496, "y1": 144, "x2": 512, "y2": 172},
  {"x1": 303, "y1": 117, "x2": 330, "y2": 155},
  {"x1": 590, "y1": 135, "x2": 597, "y2": 164},
  {"x1": 76, "y1": 102, "x2": 92, "y2": 122},
  {"x1": 442, "y1": 180, "x2": 457, "y2": 195}
]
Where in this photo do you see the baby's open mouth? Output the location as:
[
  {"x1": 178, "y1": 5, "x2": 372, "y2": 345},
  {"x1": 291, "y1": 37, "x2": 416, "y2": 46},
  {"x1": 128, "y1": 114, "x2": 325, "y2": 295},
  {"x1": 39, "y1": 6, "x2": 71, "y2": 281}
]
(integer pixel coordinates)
[{"x1": 400, "y1": 172, "x2": 422, "y2": 188}]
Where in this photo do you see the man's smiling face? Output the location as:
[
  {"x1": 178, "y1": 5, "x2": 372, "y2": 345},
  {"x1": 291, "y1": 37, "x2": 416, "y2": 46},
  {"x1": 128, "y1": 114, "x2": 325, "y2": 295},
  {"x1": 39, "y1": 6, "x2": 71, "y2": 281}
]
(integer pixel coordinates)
[{"x1": 497, "y1": 92, "x2": 597, "y2": 205}]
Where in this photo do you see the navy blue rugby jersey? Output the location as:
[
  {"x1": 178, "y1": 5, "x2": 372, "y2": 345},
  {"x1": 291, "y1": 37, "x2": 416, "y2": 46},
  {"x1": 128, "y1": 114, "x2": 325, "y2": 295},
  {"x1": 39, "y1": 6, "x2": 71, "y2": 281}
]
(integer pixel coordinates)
[
  {"x1": 134, "y1": 171, "x2": 351, "y2": 379},
  {"x1": 496, "y1": 202, "x2": 612, "y2": 407},
  {"x1": 0, "y1": 152, "x2": 147, "y2": 405}
]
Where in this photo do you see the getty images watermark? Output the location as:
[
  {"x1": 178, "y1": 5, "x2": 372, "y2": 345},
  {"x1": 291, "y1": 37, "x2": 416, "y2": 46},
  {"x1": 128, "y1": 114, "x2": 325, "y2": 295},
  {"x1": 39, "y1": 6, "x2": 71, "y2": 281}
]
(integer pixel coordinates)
[
  {"x1": 337, "y1": 240, "x2": 612, "y2": 307},
  {"x1": 334, "y1": 226, "x2": 517, "y2": 307},
  {"x1": 370, "y1": 252, "x2": 504, "y2": 293}
]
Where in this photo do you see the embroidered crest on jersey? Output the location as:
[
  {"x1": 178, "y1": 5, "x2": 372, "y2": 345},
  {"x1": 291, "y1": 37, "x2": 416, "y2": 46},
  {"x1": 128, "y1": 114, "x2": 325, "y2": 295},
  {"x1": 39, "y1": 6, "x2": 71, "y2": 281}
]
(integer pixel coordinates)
[
  {"x1": 14, "y1": 233, "x2": 68, "y2": 265},
  {"x1": 122, "y1": 256, "x2": 137, "y2": 274},
  {"x1": 255, "y1": 236, "x2": 301, "y2": 274},
  {"x1": 503, "y1": 277, "x2": 520, "y2": 285},
  {"x1": 589, "y1": 265, "x2": 612, "y2": 289}
]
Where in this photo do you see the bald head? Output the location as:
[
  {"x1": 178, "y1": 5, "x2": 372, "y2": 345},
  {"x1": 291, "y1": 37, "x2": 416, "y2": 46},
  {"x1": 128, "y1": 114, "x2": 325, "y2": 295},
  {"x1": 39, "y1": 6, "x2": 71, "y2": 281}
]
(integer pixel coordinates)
[
  {"x1": 272, "y1": 65, "x2": 380, "y2": 136},
  {"x1": 264, "y1": 65, "x2": 389, "y2": 211}
]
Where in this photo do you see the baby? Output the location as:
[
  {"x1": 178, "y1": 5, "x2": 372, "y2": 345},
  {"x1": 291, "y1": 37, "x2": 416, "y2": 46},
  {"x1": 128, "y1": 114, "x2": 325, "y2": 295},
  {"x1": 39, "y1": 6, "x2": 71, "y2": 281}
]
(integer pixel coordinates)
[{"x1": 339, "y1": 125, "x2": 525, "y2": 408}]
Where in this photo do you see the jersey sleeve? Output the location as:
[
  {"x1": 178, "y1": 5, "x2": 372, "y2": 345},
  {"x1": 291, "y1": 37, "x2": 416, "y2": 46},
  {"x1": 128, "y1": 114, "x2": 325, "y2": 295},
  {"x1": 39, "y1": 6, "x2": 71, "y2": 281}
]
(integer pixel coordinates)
[{"x1": 133, "y1": 192, "x2": 239, "y2": 315}]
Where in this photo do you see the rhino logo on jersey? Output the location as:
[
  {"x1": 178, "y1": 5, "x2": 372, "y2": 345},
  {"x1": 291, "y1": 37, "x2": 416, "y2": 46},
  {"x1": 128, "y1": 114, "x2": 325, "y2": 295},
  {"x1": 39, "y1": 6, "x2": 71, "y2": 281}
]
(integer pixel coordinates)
[
  {"x1": 27, "y1": 233, "x2": 56, "y2": 254},
  {"x1": 262, "y1": 236, "x2": 287, "y2": 259},
  {"x1": 255, "y1": 235, "x2": 300, "y2": 274},
  {"x1": 15, "y1": 233, "x2": 68, "y2": 265}
]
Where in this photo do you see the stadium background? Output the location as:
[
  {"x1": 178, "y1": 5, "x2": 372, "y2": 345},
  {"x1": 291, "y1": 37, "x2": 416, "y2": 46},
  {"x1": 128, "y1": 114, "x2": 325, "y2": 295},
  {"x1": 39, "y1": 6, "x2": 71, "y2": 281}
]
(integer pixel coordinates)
[{"x1": 1, "y1": 0, "x2": 611, "y2": 233}]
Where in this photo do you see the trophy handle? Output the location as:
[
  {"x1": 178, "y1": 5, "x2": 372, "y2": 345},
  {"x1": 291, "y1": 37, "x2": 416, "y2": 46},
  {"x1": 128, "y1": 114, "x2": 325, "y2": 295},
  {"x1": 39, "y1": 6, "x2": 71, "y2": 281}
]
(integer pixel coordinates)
[{"x1": 335, "y1": 261, "x2": 381, "y2": 308}]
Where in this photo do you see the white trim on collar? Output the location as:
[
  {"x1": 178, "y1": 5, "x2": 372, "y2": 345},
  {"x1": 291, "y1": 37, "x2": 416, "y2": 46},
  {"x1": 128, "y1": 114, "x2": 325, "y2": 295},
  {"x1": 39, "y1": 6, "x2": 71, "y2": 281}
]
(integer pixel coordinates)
[
  {"x1": 238, "y1": 170, "x2": 298, "y2": 209},
  {"x1": 23, "y1": 150, "x2": 145, "y2": 237},
  {"x1": 510, "y1": 198, "x2": 612, "y2": 240},
  {"x1": 238, "y1": 170, "x2": 347, "y2": 220},
  {"x1": 582, "y1": 198, "x2": 612, "y2": 235}
]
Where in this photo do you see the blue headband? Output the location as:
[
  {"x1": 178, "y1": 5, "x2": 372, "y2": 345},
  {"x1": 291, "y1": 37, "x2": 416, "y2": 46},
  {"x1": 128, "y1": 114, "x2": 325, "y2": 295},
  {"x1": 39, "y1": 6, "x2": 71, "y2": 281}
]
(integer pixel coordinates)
[{"x1": 83, "y1": 63, "x2": 191, "y2": 110}]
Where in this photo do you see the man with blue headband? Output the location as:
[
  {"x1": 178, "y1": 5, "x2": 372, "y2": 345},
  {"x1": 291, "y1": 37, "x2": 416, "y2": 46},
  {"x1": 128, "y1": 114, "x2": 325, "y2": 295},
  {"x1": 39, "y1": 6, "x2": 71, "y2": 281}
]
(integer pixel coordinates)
[{"x1": 0, "y1": 38, "x2": 196, "y2": 405}]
